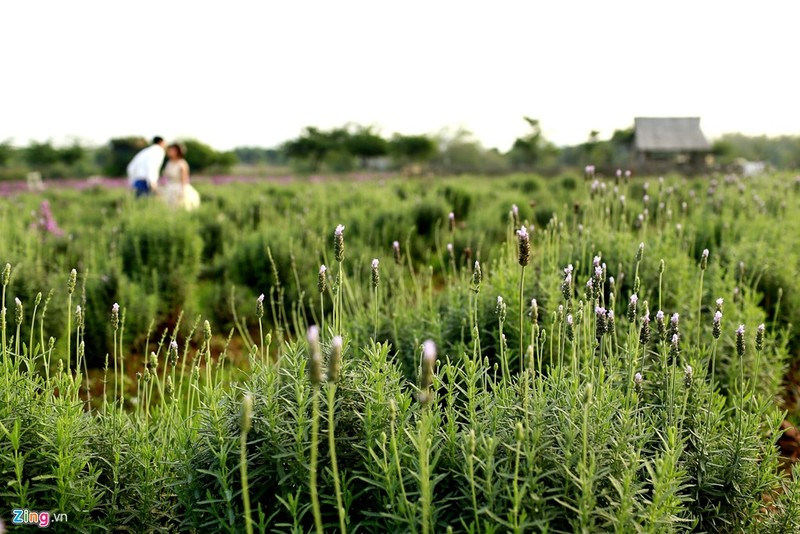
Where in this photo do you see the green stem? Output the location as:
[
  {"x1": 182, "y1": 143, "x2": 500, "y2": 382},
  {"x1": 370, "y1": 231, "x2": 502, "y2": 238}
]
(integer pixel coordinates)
[
  {"x1": 66, "y1": 293, "x2": 72, "y2": 376},
  {"x1": 310, "y1": 386, "x2": 323, "y2": 534},
  {"x1": 419, "y1": 408, "x2": 432, "y2": 534},
  {"x1": 240, "y1": 416, "x2": 254, "y2": 534},
  {"x1": 327, "y1": 384, "x2": 347, "y2": 533},
  {"x1": 519, "y1": 265, "x2": 525, "y2": 375}
]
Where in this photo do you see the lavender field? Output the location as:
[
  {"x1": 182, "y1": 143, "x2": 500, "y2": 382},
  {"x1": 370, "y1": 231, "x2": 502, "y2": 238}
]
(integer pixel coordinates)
[{"x1": 2, "y1": 172, "x2": 800, "y2": 532}]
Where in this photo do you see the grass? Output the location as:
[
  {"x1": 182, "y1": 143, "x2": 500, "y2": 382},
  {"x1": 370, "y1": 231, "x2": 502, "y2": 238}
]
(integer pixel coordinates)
[{"x1": 1, "y1": 171, "x2": 800, "y2": 531}]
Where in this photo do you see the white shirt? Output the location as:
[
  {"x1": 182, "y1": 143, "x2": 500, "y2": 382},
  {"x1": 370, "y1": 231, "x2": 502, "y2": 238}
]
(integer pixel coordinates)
[{"x1": 126, "y1": 144, "x2": 165, "y2": 187}]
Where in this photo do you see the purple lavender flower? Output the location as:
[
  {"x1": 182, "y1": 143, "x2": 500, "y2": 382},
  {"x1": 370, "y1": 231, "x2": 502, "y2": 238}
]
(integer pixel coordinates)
[
  {"x1": 517, "y1": 225, "x2": 531, "y2": 267},
  {"x1": 655, "y1": 310, "x2": 666, "y2": 342},
  {"x1": 668, "y1": 313, "x2": 680, "y2": 339},
  {"x1": 256, "y1": 293, "x2": 265, "y2": 318},
  {"x1": 628, "y1": 294, "x2": 639, "y2": 322},
  {"x1": 670, "y1": 333, "x2": 680, "y2": 359},
  {"x1": 595, "y1": 306, "x2": 608, "y2": 338},
  {"x1": 561, "y1": 272, "x2": 572, "y2": 301},
  {"x1": 530, "y1": 298, "x2": 539, "y2": 324},
  {"x1": 448, "y1": 211, "x2": 455, "y2": 232},
  {"x1": 715, "y1": 297, "x2": 724, "y2": 312},
  {"x1": 712, "y1": 311, "x2": 722, "y2": 339},
  {"x1": 371, "y1": 258, "x2": 380, "y2": 289},
  {"x1": 736, "y1": 324, "x2": 745, "y2": 357},
  {"x1": 684, "y1": 364, "x2": 693, "y2": 388},
  {"x1": 566, "y1": 314, "x2": 574, "y2": 341},
  {"x1": 756, "y1": 323, "x2": 765, "y2": 352},
  {"x1": 700, "y1": 248, "x2": 709, "y2": 270}
]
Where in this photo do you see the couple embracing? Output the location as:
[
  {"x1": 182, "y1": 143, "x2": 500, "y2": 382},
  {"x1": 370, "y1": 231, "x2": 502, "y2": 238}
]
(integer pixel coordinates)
[{"x1": 126, "y1": 136, "x2": 200, "y2": 211}]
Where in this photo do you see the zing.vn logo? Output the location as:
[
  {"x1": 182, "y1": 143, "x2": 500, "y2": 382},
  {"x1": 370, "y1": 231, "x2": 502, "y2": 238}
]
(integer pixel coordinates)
[{"x1": 11, "y1": 509, "x2": 68, "y2": 528}]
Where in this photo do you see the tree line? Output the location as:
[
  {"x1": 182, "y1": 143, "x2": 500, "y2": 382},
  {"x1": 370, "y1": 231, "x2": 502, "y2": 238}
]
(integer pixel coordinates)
[{"x1": 2, "y1": 119, "x2": 800, "y2": 180}]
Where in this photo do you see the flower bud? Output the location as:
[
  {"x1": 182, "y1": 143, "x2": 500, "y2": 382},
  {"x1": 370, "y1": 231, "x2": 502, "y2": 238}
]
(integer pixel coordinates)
[
  {"x1": 496, "y1": 296, "x2": 506, "y2": 322},
  {"x1": 472, "y1": 261, "x2": 482, "y2": 293},
  {"x1": 307, "y1": 325, "x2": 324, "y2": 385},
  {"x1": 393, "y1": 241, "x2": 401, "y2": 265},
  {"x1": 256, "y1": 293, "x2": 265, "y2": 318},
  {"x1": 700, "y1": 249, "x2": 709, "y2": 270},
  {"x1": 111, "y1": 302, "x2": 120, "y2": 331},
  {"x1": 14, "y1": 297, "x2": 23, "y2": 325},
  {"x1": 318, "y1": 265, "x2": 327, "y2": 294},
  {"x1": 371, "y1": 259, "x2": 380, "y2": 289},
  {"x1": 756, "y1": 323, "x2": 765, "y2": 352},
  {"x1": 334, "y1": 224, "x2": 345, "y2": 262},
  {"x1": 67, "y1": 268, "x2": 77, "y2": 295},
  {"x1": 628, "y1": 294, "x2": 638, "y2": 322},
  {"x1": 329, "y1": 336, "x2": 343, "y2": 382},
  {"x1": 169, "y1": 340, "x2": 179, "y2": 367},
  {"x1": 418, "y1": 340, "x2": 437, "y2": 406}
]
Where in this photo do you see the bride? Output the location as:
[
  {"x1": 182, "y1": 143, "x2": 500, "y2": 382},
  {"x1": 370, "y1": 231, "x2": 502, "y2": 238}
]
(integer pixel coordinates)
[{"x1": 162, "y1": 143, "x2": 200, "y2": 211}]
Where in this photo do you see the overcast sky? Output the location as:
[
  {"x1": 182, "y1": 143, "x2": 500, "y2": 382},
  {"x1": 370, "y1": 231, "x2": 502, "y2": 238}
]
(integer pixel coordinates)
[{"x1": 1, "y1": 1, "x2": 798, "y2": 150}]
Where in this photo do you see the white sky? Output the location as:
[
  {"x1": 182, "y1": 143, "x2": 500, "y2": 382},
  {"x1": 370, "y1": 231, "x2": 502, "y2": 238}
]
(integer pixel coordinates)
[{"x1": 1, "y1": 1, "x2": 798, "y2": 150}]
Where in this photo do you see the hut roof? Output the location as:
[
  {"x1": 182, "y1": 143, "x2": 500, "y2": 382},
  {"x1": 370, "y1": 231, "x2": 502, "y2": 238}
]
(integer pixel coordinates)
[{"x1": 634, "y1": 117, "x2": 710, "y2": 152}]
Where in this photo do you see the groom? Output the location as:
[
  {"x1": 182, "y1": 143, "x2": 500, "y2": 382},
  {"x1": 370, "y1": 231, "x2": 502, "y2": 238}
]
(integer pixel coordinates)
[{"x1": 126, "y1": 136, "x2": 166, "y2": 197}]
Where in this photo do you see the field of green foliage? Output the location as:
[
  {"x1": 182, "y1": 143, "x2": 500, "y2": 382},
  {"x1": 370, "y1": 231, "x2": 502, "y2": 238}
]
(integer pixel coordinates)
[{"x1": 2, "y1": 171, "x2": 800, "y2": 532}]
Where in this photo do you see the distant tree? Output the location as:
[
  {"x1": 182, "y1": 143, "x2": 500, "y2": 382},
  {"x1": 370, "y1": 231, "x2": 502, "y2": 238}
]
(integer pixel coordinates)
[
  {"x1": 508, "y1": 117, "x2": 558, "y2": 169},
  {"x1": 181, "y1": 139, "x2": 237, "y2": 174},
  {"x1": 105, "y1": 137, "x2": 148, "y2": 177},
  {"x1": 58, "y1": 142, "x2": 85, "y2": 166},
  {"x1": 24, "y1": 141, "x2": 60, "y2": 168},
  {"x1": 0, "y1": 140, "x2": 13, "y2": 166},
  {"x1": 432, "y1": 129, "x2": 509, "y2": 174},
  {"x1": 610, "y1": 127, "x2": 635, "y2": 147},
  {"x1": 389, "y1": 134, "x2": 437, "y2": 165},
  {"x1": 345, "y1": 127, "x2": 389, "y2": 167},
  {"x1": 282, "y1": 127, "x2": 335, "y2": 171}
]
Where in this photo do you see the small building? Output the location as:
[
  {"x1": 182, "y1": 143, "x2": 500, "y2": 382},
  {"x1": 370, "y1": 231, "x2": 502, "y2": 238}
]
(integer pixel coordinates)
[{"x1": 633, "y1": 117, "x2": 711, "y2": 169}]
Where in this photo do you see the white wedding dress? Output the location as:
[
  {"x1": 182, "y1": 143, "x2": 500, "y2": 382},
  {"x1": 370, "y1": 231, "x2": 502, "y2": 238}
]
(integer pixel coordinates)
[{"x1": 162, "y1": 159, "x2": 200, "y2": 211}]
